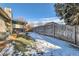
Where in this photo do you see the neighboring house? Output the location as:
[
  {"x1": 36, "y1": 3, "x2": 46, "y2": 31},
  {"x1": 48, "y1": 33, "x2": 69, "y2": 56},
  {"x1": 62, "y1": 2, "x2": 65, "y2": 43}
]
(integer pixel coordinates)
[
  {"x1": 0, "y1": 7, "x2": 12, "y2": 40},
  {"x1": 12, "y1": 20, "x2": 27, "y2": 34}
]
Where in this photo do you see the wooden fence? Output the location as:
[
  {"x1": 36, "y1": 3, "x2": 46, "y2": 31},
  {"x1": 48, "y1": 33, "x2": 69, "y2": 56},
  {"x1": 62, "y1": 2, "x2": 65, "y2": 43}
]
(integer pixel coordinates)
[{"x1": 33, "y1": 22, "x2": 79, "y2": 46}]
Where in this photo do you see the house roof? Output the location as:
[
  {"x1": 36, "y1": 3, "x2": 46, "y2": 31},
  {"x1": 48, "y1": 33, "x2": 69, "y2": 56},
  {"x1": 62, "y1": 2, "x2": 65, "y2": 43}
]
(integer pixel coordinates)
[
  {"x1": 0, "y1": 7, "x2": 11, "y2": 20},
  {"x1": 12, "y1": 20, "x2": 27, "y2": 25}
]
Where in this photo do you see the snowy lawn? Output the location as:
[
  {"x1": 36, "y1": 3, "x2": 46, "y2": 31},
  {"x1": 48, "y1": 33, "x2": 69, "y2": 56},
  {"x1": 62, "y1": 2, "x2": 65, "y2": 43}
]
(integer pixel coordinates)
[{"x1": 28, "y1": 32, "x2": 79, "y2": 56}]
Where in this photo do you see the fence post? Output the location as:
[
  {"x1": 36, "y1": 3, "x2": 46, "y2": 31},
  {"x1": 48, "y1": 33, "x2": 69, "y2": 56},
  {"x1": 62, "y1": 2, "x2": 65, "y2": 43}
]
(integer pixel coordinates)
[
  {"x1": 75, "y1": 25, "x2": 76, "y2": 44},
  {"x1": 53, "y1": 23, "x2": 55, "y2": 37}
]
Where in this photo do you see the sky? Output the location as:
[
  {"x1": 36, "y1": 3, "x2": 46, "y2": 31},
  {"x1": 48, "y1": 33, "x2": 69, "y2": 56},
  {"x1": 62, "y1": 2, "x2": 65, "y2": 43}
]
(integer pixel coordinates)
[{"x1": 0, "y1": 3, "x2": 58, "y2": 22}]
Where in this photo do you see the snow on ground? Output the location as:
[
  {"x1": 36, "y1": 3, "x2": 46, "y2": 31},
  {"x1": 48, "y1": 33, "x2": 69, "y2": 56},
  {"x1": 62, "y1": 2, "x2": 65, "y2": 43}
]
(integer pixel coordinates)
[{"x1": 28, "y1": 32, "x2": 79, "y2": 56}]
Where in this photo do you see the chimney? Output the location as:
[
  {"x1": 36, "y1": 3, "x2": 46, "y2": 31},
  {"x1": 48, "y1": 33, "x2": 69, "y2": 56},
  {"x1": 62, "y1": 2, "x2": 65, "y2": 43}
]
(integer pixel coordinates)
[{"x1": 4, "y1": 8, "x2": 12, "y2": 19}]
